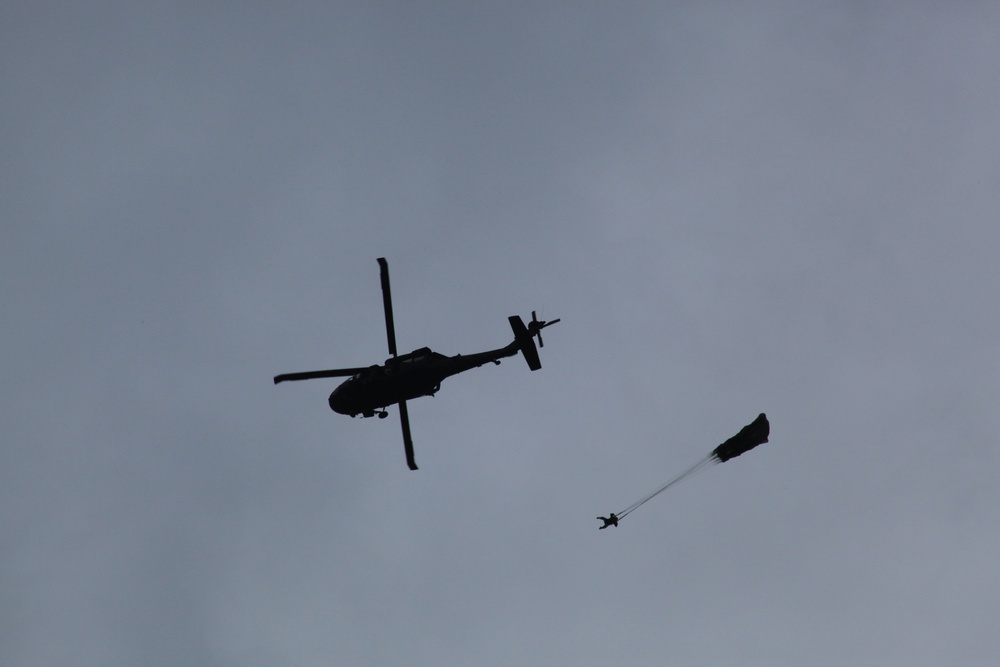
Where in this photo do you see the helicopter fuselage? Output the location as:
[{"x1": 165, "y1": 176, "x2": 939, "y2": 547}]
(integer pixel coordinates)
[{"x1": 328, "y1": 342, "x2": 520, "y2": 417}]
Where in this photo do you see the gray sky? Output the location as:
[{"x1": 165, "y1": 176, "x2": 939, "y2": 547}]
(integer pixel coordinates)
[{"x1": 4, "y1": 3, "x2": 999, "y2": 665}]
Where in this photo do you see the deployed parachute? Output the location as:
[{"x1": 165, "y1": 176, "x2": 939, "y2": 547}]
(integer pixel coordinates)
[
  {"x1": 605, "y1": 413, "x2": 770, "y2": 525},
  {"x1": 712, "y1": 412, "x2": 770, "y2": 462}
]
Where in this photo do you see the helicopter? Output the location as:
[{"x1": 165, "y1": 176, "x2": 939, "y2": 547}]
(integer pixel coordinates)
[{"x1": 274, "y1": 258, "x2": 559, "y2": 471}]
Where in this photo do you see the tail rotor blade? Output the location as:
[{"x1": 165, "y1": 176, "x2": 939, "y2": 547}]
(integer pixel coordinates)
[{"x1": 377, "y1": 258, "x2": 398, "y2": 357}]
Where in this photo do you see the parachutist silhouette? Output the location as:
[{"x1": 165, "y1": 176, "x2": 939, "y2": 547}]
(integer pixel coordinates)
[{"x1": 604, "y1": 413, "x2": 771, "y2": 525}]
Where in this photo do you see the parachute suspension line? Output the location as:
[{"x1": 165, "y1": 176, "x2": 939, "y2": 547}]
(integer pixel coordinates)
[{"x1": 616, "y1": 454, "x2": 716, "y2": 520}]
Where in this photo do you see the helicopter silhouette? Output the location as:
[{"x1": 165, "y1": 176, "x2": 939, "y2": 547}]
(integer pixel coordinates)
[{"x1": 274, "y1": 258, "x2": 559, "y2": 470}]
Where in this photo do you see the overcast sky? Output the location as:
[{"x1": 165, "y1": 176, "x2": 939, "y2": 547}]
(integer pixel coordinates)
[{"x1": 3, "y1": 3, "x2": 999, "y2": 665}]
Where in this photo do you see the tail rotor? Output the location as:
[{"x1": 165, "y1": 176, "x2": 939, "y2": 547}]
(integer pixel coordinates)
[{"x1": 528, "y1": 310, "x2": 560, "y2": 348}]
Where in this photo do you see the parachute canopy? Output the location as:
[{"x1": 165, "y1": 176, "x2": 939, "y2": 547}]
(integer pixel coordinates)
[{"x1": 712, "y1": 412, "x2": 769, "y2": 463}]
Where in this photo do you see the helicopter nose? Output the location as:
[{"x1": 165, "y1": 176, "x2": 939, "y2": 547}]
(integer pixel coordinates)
[{"x1": 328, "y1": 386, "x2": 351, "y2": 415}]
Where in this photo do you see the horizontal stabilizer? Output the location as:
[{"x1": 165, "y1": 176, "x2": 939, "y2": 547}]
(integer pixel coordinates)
[{"x1": 508, "y1": 315, "x2": 542, "y2": 370}]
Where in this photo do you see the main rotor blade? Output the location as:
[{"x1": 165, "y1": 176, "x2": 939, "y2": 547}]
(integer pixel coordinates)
[
  {"x1": 398, "y1": 401, "x2": 418, "y2": 470},
  {"x1": 377, "y1": 257, "x2": 398, "y2": 357},
  {"x1": 273, "y1": 368, "x2": 367, "y2": 384}
]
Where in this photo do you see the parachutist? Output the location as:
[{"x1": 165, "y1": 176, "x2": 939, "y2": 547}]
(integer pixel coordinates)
[{"x1": 607, "y1": 413, "x2": 771, "y2": 524}]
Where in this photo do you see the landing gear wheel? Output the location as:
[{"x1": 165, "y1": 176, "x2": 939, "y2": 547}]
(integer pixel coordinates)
[{"x1": 378, "y1": 411, "x2": 388, "y2": 419}]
